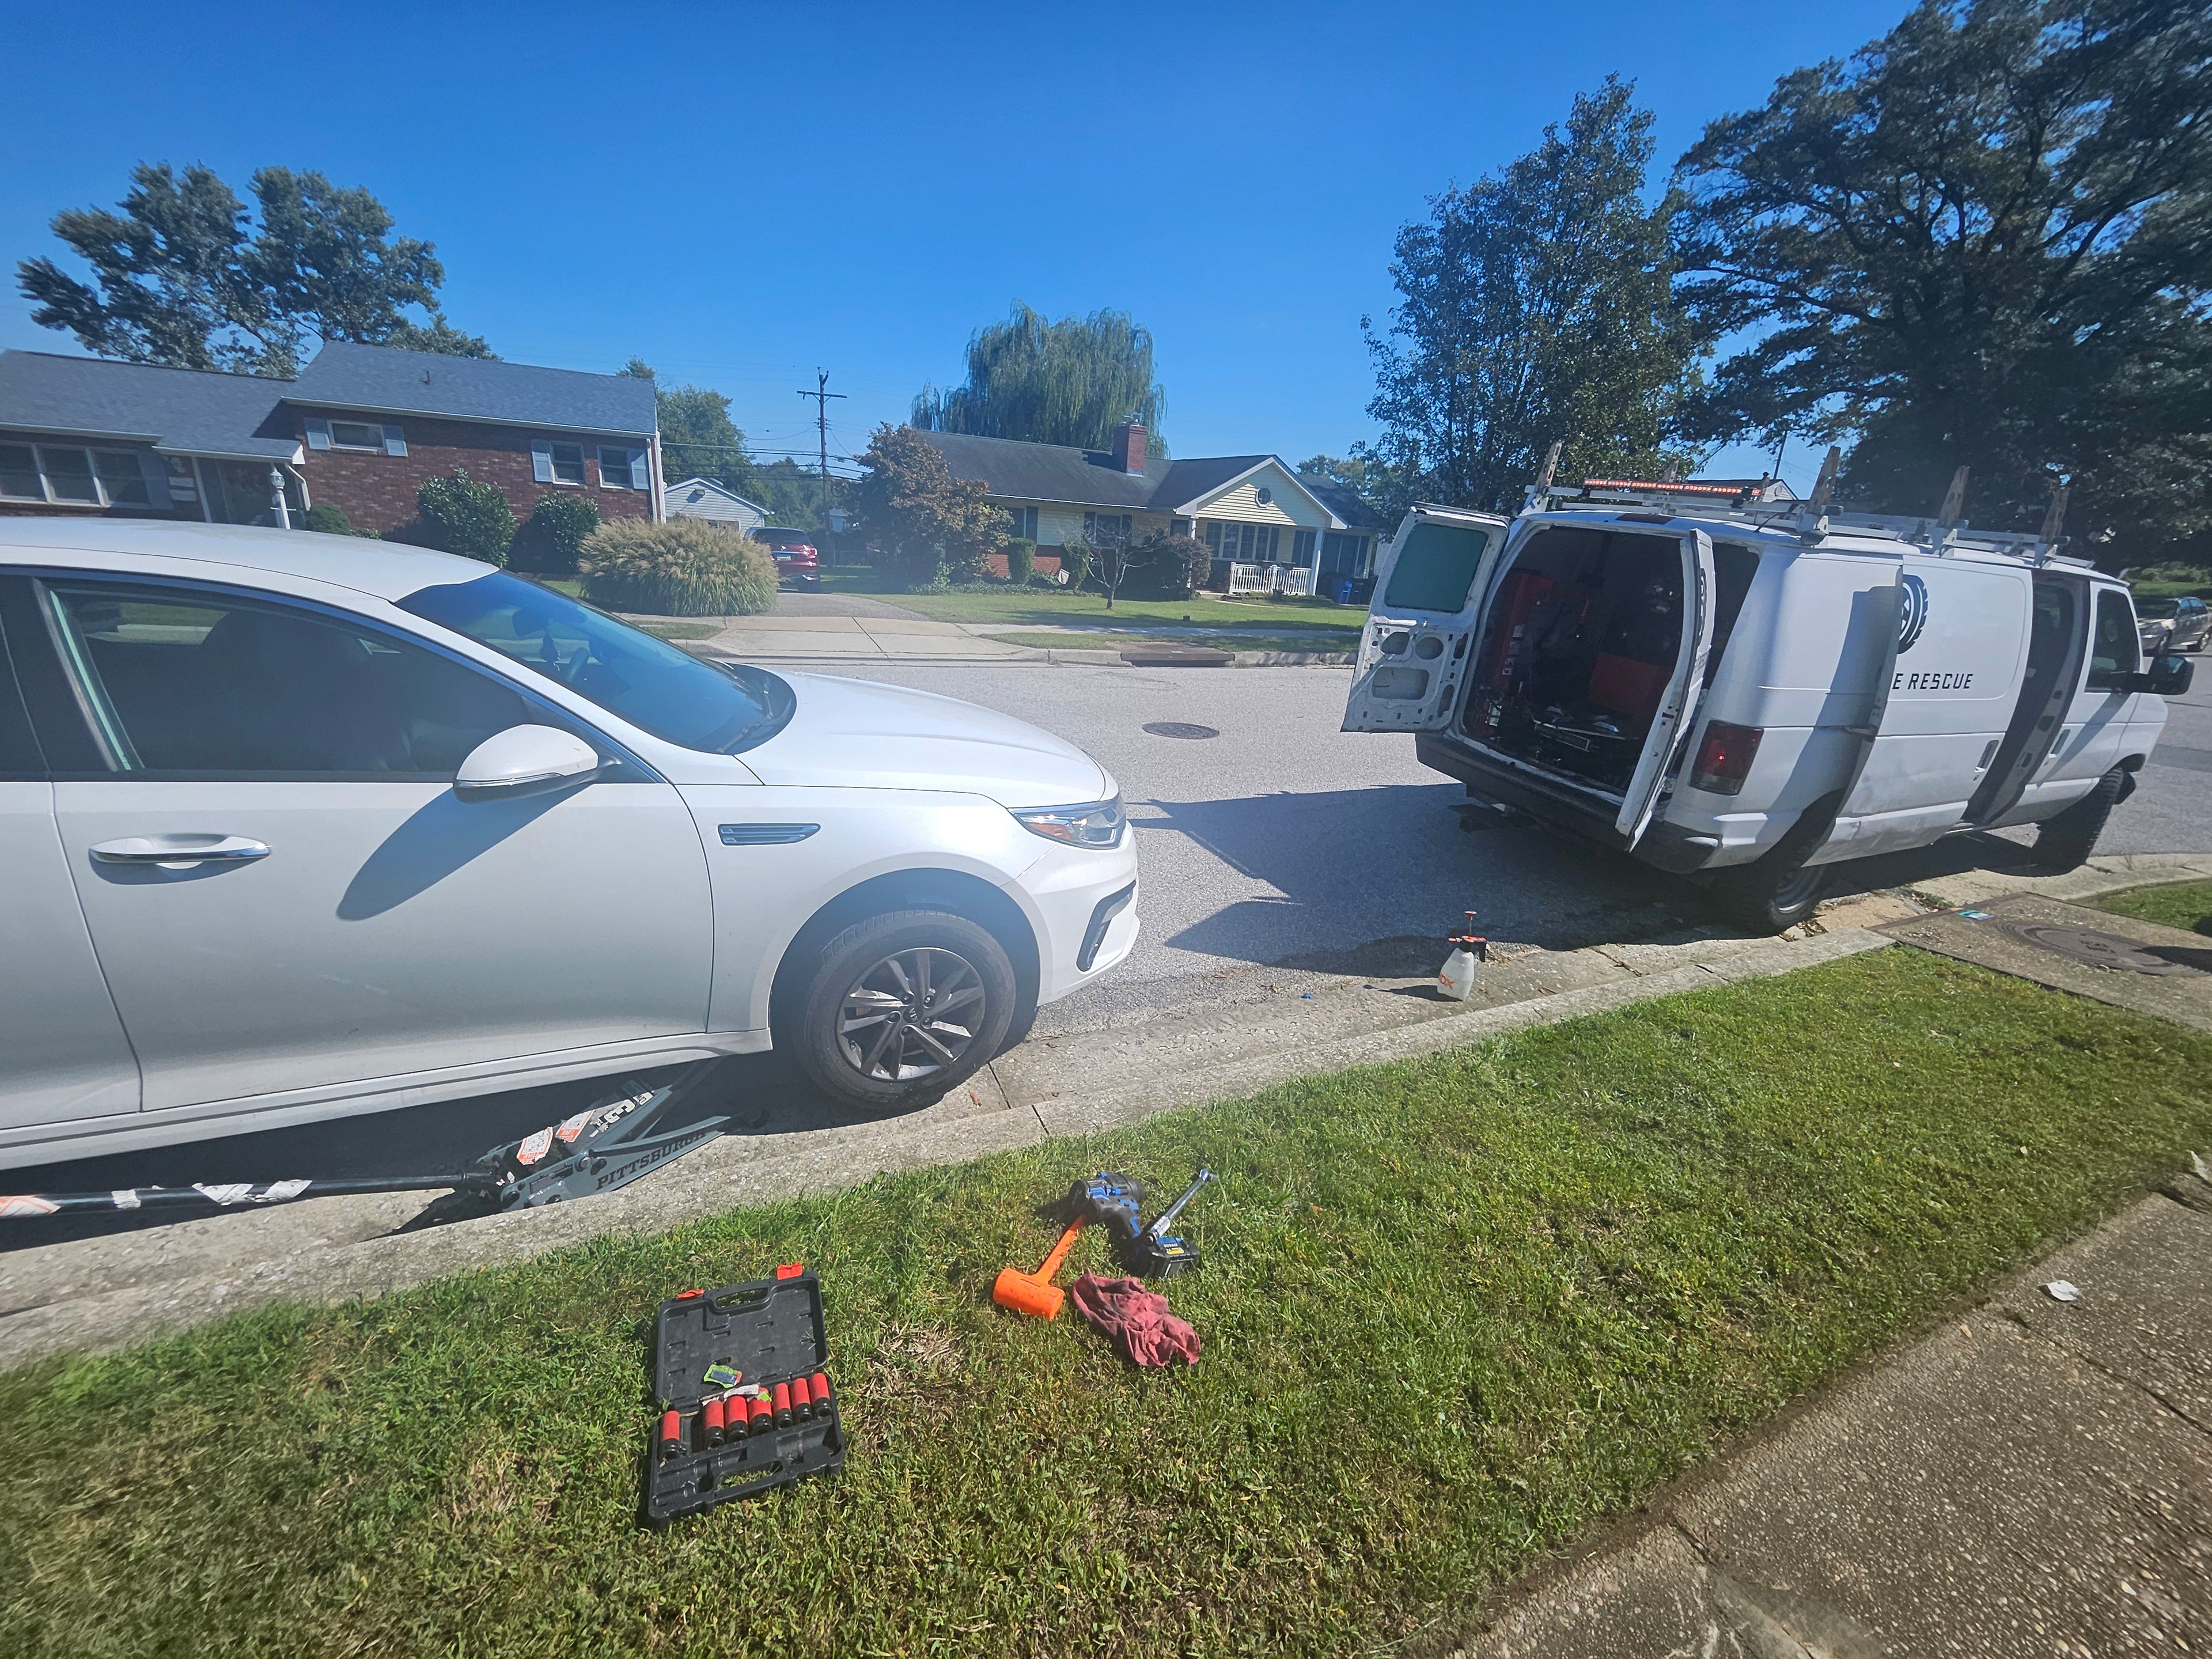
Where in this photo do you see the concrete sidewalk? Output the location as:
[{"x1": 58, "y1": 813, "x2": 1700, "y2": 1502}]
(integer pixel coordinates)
[{"x1": 1453, "y1": 1168, "x2": 2212, "y2": 1658}]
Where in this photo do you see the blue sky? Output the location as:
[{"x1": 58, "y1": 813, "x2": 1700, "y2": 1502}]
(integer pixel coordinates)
[{"x1": 1, "y1": 1, "x2": 1910, "y2": 490}]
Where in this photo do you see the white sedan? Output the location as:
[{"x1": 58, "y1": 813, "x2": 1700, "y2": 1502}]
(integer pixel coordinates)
[{"x1": 0, "y1": 520, "x2": 1138, "y2": 1169}]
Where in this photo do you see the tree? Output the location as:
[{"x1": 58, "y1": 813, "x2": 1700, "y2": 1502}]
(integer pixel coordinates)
[
  {"x1": 852, "y1": 423, "x2": 1005, "y2": 589},
  {"x1": 1673, "y1": 0, "x2": 2212, "y2": 559},
  {"x1": 912, "y1": 303, "x2": 1168, "y2": 452},
  {"x1": 18, "y1": 162, "x2": 490, "y2": 377},
  {"x1": 1361, "y1": 78, "x2": 1697, "y2": 514}
]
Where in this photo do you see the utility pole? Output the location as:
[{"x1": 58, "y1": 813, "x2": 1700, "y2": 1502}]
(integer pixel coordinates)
[{"x1": 797, "y1": 370, "x2": 846, "y2": 564}]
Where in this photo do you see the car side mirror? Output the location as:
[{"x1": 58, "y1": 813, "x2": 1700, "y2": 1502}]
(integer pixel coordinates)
[
  {"x1": 2133, "y1": 654, "x2": 2194, "y2": 698},
  {"x1": 454, "y1": 724, "x2": 603, "y2": 801}
]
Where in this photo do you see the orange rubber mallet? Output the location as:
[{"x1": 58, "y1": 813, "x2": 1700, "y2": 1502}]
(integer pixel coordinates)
[{"x1": 993, "y1": 1218, "x2": 1085, "y2": 1319}]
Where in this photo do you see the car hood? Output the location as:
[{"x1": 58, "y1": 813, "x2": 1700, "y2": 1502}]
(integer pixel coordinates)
[{"x1": 740, "y1": 671, "x2": 1112, "y2": 808}]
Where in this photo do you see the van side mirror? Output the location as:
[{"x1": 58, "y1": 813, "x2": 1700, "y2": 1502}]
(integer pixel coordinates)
[
  {"x1": 2135, "y1": 654, "x2": 2194, "y2": 698},
  {"x1": 454, "y1": 724, "x2": 603, "y2": 800}
]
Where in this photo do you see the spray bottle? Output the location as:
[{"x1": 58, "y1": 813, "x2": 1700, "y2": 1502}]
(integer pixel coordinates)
[{"x1": 1437, "y1": 911, "x2": 1488, "y2": 1001}]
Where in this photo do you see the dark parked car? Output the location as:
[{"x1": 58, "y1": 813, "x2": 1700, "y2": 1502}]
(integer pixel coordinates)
[
  {"x1": 757, "y1": 526, "x2": 821, "y2": 589},
  {"x1": 2136, "y1": 594, "x2": 2212, "y2": 654}
]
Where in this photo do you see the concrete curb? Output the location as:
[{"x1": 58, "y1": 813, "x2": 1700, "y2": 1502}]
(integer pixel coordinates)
[{"x1": 0, "y1": 930, "x2": 1892, "y2": 1370}]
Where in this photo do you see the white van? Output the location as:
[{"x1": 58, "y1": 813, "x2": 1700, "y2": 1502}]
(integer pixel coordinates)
[{"x1": 1342, "y1": 476, "x2": 2192, "y2": 930}]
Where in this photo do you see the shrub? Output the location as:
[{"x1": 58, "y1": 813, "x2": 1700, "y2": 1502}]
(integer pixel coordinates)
[
  {"x1": 1121, "y1": 531, "x2": 1211, "y2": 599},
  {"x1": 301, "y1": 503, "x2": 354, "y2": 536},
  {"x1": 578, "y1": 517, "x2": 777, "y2": 615},
  {"x1": 510, "y1": 493, "x2": 601, "y2": 574},
  {"x1": 2129, "y1": 561, "x2": 2212, "y2": 586},
  {"x1": 415, "y1": 468, "x2": 515, "y2": 565},
  {"x1": 1005, "y1": 537, "x2": 1036, "y2": 585},
  {"x1": 1058, "y1": 536, "x2": 1093, "y2": 592}
]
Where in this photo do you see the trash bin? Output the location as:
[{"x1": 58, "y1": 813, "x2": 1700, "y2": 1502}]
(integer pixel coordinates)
[
  {"x1": 1324, "y1": 573, "x2": 1357, "y2": 606},
  {"x1": 1348, "y1": 577, "x2": 1377, "y2": 607}
]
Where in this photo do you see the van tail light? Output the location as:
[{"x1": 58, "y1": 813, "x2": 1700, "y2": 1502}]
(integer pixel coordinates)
[{"x1": 1690, "y1": 721, "x2": 1763, "y2": 795}]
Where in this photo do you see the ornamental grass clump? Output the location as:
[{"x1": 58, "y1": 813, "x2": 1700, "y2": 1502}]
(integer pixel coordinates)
[{"x1": 577, "y1": 518, "x2": 777, "y2": 616}]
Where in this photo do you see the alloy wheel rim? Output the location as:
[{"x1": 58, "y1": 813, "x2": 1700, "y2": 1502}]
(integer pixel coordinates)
[{"x1": 836, "y1": 946, "x2": 987, "y2": 1082}]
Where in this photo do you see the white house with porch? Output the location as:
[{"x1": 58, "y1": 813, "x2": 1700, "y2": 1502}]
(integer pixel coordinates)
[{"x1": 913, "y1": 423, "x2": 1386, "y2": 594}]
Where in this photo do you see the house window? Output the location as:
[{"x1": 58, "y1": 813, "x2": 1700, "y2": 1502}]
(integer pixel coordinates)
[
  {"x1": 598, "y1": 446, "x2": 638, "y2": 488},
  {"x1": 1205, "y1": 521, "x2": 1280, "y2": 562},
  {"x1": 1082, "y1": 512, "x2": 1131, "y2": 546},
  {"x1": 550, "y1": 442, "x2": 586, "y2": 486},
  {"x1": 1321, "y1": 532, "x2": 1371, "y2": 575},
  {"x1": 0, "y1": 444, "x2": 44, "y2": 500},
  {"x1": 328, "y1": 421, "x2": 387, "y2": 451},
  {"x1": 1005, "y1": 504, "x2": 1039, "y2": 540},
  {"x1": 0, "y1": 444, "x2": 157, "y2": 507},
  {"x1": 1292, "y1": 529, "x2": 1317, "y2": 564}
]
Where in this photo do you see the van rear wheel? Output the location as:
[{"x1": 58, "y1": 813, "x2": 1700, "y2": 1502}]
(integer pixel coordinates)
[
  {"x1": 2028, "y1": 767, "x2": 2124, "y2": 873},
  {"x1": 1709, "y1": 807, "x2": 1833, "y2": 933}
]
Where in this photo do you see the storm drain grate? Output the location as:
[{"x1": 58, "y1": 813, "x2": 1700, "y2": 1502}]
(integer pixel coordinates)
[
  {"x1": 1997, "y1": 921, "x2": 2207, "y2": 977},
  {"x1": 1143, "y1": 722, "x2": 1219, "y2": 740}
]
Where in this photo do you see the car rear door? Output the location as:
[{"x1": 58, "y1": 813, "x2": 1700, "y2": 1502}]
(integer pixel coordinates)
[
  {"x1": 1340, "y1": 506, "x2": 1510, "y2": 733},
  {"x1": 3, "y1": 570, "x2": 714, "y2": 1116}
]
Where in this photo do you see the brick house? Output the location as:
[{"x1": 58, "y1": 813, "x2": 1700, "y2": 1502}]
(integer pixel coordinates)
[
  {"x1": 915, "y1": 423, "x2": 1387, "y2": 590},
  {"x1": 0, "y1": 342, "x2": 661, "y2": 535}
]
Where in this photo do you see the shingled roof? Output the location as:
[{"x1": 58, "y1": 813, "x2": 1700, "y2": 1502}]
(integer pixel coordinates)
[
  {"x1": 290, "y1": 342, "x2": 657, "y2": 437},
  {"x1": 912, "y1": 429, "x2": 1363, "y2": 526},
  {"x1": 0, "y1": 351, "x2": 301, "y2": 461}
]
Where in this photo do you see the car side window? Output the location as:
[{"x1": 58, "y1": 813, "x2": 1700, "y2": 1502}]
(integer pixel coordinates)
[
  {"x1": 2085, "y1": 589, "x2": 2141, "y2": 692},
  {"x1": 40, "y1": 581, "x2": 535, "y2": 777}
]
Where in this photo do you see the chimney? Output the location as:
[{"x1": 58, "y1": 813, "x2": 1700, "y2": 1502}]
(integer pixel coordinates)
[{"x1": 1111, "y1": 422, "x2": 1147, "y2": 474}]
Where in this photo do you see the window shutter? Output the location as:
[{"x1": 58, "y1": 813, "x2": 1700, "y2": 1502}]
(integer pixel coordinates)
[
  {"x1": 381, "y1": 425, "x2": 407, "y2": 457},
  {"x1": 628, "y1": 447, "x2": 648, "y2": 490},
  {"x1": 305, "y1": 417, "x2": 331, "y2": 450},
  {"x1": 532, "y1": 439, "x2": 554, "y2": 483}
]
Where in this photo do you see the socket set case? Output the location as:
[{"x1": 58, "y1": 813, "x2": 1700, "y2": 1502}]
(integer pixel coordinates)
[{"x1": 645, "y1": 1266, "x2": 844, "y2": 1524}]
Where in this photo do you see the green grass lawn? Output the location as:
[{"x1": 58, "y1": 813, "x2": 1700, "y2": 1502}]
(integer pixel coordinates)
[
  {"x1": 628, "y1": 619, "x2": 722, "y2": 642},
  {"x1": 984, "y1": 630, "x2": 1356, "y2": 656},
  {"x1": 880, "y1": 584, "x2": 1364, "y2": 638},
  {"x1": 5, "y1": 950, "x2": 2209, "y2": 1657},
  {"x1": 2090, "y1": 878, "x2": 2212, "y2": 935}
]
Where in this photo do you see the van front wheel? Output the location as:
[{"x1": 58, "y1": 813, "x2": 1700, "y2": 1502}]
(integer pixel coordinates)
[{"x1": 2028, "y1": 767, "x2": 2124, "y2": 872}]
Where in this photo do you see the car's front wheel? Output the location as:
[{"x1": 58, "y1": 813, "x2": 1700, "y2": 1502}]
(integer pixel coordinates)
[{"x1": 783, "y1": 910, "x2": 1016, "y2": 1111}]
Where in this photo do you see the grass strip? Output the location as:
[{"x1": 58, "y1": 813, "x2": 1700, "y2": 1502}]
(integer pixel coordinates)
[
  {"x1": 3, "y1": 949, "x2": 2208, "y2": 1657},
  {"x1": 881, "y1": 587, "x2": 1361, "y2": 632},
  {"x1": 2088, "y1": 877, "x2": 2212, "y2": 936},
  {"x1": 983, "y1": 630, "x2": 1354, "y2": 656}
]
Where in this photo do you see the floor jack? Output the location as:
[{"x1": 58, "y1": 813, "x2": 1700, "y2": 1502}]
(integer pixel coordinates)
[{"x1": 0, "y1": 1062, "x2": 730, "y2": 1221}]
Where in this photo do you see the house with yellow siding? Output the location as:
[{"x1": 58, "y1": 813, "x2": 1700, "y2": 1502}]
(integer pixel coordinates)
[{"x1": 914, "y1": 423, "x2": 1385, "y2": 594}]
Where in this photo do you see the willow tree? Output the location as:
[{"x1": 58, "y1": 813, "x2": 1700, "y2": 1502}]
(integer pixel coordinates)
[{"x1": 912, "y1": 304, "x2": 1166, "y2": 452}]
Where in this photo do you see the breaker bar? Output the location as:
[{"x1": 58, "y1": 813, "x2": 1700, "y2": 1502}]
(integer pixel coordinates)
[{"x1": 0, "y1": 1061, "x2": 730, "y2": 1221}]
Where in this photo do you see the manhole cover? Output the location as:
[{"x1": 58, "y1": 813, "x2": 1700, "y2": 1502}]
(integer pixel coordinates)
[
  {"x1": 1998, "y1": 921, "x2": 2206, "y2": 977},
  {"x1": 1143, "y1": 722, "x2": 1219, "y2": 740}
]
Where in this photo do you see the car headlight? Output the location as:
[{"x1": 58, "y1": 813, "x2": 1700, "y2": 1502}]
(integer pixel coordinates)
[{"x1": 1011, "y1": 796, "x2": 1125, "y2": 847}]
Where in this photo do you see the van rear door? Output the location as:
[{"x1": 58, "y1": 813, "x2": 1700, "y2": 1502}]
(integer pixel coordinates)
[
  {"x1": 1616, "y1": 528, "x2": 1717, "y2": 845},
  {"x1": 1341, "y1": 506, "x2": 1510, "y2": 733}
]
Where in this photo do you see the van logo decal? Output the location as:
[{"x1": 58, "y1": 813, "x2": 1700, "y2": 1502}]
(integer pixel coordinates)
[{"x1": 1897, "y1": 573, "x2": 1930, "y2": 654}]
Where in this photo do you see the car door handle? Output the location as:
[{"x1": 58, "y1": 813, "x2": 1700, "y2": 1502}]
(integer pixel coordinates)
[{"x1": 91, "y1": 835, "x2": 272, "y2": 869}]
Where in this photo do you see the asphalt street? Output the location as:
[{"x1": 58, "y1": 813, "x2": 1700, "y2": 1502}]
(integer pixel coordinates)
[{"x1": 12, "y1": 657, "x2": 2211, "y2": 1232}]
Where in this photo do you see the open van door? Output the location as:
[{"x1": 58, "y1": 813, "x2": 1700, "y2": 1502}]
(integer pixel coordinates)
[
  {"x1": 1616, "y1": 529, "x2": 1717, "y2": 846},
  {"x1": 1342, "y1": 506, "x2": 1510, "y2": 733}
]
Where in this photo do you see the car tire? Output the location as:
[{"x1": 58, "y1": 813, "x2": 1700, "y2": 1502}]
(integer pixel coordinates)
[
  {"x1": 1709, "y1": 806, "x2": 1833, "y2": 933},
  {"x1": 782, "y1": 910, "x2": 1016, "y2": 1112},
  {"x1": 2028, "y1": 766, "x2": 2124, "y2": 872}
]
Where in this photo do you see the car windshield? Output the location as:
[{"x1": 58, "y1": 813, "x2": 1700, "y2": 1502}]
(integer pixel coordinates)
[
  {"x1": 2135, "y1": 597, "x2": 2179, "y2": 618},
  {"x1": 398, "y1": 572, "x2": 791, "y2": 753}
]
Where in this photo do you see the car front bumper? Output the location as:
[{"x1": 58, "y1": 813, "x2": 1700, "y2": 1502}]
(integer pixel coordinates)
[{"x1": 1014, "y1": 832, "x2": 1141, "y2": 1004}]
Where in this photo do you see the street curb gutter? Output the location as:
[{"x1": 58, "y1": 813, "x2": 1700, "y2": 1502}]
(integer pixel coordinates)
[{"x1": 0, "y1": 929, "x2": 1892, "y2": 1370}]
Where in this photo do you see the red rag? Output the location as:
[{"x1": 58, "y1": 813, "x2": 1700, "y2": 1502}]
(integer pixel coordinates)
[{"x1": 1068, "y1": 1273, "x2": 1200, "y2": 1368}]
